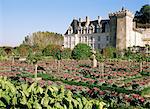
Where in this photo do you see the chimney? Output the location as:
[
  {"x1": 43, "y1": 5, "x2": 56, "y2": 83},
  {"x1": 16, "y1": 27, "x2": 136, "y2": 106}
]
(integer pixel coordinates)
[
  {"x1": 98, "y1": 16, "x2": 102, "y2": 23},
  {"x1": 79, "y1": 18, "x2": 82, "y2": 27},
  {"x1": 85, "y1": 16, "x2": 90, "y2": 26},
  {"x1": 79, "y1": 18, "x2": 82, "y2": 22}
]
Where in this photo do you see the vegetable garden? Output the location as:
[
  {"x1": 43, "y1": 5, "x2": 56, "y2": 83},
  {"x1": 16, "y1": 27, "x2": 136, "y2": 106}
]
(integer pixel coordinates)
[{"x1": 0, "y1": 59, "x2": 150, "y2": 109}]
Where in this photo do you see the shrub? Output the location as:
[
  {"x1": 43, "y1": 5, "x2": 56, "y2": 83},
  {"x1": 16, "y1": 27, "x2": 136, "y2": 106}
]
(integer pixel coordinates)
[
  {"x1": 0, "y1": 47, "x2": 7, "y2": 56},
  {"x1": 27, "y1": 51, "x2": 42, "y2": 64},
  {"x1": 71, "y1": 43, "x2": 92, "y2": 60},
  {"x1": 61, "y1": 48, "x2": 72, "y2": 59},
  {"x1": 102, "y1": 47, "x2": 116, "y2": 58},
  {"x1": 42, "y1": 44, "x2": 61, "y2": 59},
  {"x1": 95, "y1": 50, "x2": 103, "y2": 62},
  {"x1": 4, "y1": 47, "x2": 12, "y2": 56},
  {"x1": 17, "y1": 44, "x2": 32, "y2": 57}
]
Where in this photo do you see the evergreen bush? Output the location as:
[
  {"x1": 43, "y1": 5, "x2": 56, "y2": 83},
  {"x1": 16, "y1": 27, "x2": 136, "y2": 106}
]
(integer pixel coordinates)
[{"x1": 71, "y1": 43, "x2": 92, "y2": 60}]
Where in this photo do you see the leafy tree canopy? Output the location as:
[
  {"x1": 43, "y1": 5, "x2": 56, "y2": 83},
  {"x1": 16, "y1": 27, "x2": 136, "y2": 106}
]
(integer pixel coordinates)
[
  {"x1": 71, "y1": 43, "x2": 92, "y2": 60},
  {"x1": 134, "y1": 4, "x2": 150, "y2": 24},
  {"x1": 23, "y1": 31, "x2": 64, "y2": 49},
  {"x1": 17, "y1": 44, "x2": 32, "y2": 57},
  {"x1": 42, "y1": 44, "x2": 62, "y2": 59}
]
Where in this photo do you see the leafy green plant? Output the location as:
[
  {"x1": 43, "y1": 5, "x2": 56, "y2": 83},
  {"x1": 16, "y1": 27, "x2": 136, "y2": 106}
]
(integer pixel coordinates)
[
  {"x1": 102, "y1": 47, "x2": 116, "y2": 58},
  {"x1": 72, "y1": 43, "x2": 92, "y2": 60},
  {"x1": 42, "y1": 44, "x2": 61, "y2": 58},
  {"x1": 0, "y1": 76, "x2": 106, "y2": 109},
  {"x1": 140, "y1": 71, "x2": 150, "y2": 76},
  {"x1": 141, "y1": 87, "x2": 150, "y2": 96},
  {"x1": 61, "y1": 48, "x2": 72, "y2": 59}
]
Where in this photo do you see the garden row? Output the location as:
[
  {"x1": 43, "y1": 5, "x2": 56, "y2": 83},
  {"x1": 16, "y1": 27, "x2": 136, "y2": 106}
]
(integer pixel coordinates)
[{"x1": 0, "y1": 60, "x2": 150, "y2": 108}]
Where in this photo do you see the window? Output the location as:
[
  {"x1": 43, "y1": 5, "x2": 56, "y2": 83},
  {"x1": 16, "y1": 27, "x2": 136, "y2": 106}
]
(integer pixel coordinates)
[
  {"x1": 85, "y1": 28, "x2": 88, "y2": 34},
  {"x1": 106, "y1": 36, "x2": 109, "y2": 41},
  {"x1": 79, "y1": 37, "x2": 81, "y2": 42},
  {"x1": 88, "y1": 29, "x2": 90, "y2": 34},
  {"x1": 98, "y1": 36, "x2": 101, "y2": 41},
  {"x1": 78, "y1": 29, "x2": 81, "y2": 34},
  {"x1": 98, "y1": 44, "x2": 101, "y2": 49},
  {"x1": 82, "y1": 30, "x2": 84, "y2": 34},
  {"x1": 96, "y1": 25, "x2": 100, "y2": 33},
  {"x1": 91, "y1": 36, "x2": 93, "y2": 41},
  {"x1": 102, "y1": 23, "x2": 105, "y2": 33},
  {"x1": 91, "y1": 28, "x2": 93, "y2": 33},
  {"x1": 85, "y1": 36, "x2": 87, "y2": 42}
]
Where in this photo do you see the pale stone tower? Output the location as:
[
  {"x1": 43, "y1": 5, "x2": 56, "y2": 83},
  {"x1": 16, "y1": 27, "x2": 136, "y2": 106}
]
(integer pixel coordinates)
[{"x1": 109, "y1": 7, "x2": 134, "y2": 50}]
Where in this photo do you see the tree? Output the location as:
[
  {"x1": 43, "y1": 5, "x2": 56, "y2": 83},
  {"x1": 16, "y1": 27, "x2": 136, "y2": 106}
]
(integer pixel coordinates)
[
  {"x1": 0, "y1": 47, "x2": 6, "y2": 56},
  {"x1": 71, "y1": 43, "x2": 92, "y2": 60},
  {"x1": 23, "y1": 31, "x2": 64, "y2": 49},
  {"x1": 27, "y1": 51, "x2": 42, "y2": 64},
  {"x1": 134, "y1": 4, "x2": 150, "y2": 24},
  {"x1": 17, "y1": 44, "x2": 32, "y2": 57},
  {"x1": 42, "y1": 44, "x2": 62, "y2": 59}
]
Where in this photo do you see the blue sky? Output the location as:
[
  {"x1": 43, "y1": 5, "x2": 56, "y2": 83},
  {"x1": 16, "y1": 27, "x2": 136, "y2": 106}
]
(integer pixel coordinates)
[{"x1": 0, "y1": 0, "x2": 149, "y2": 46}]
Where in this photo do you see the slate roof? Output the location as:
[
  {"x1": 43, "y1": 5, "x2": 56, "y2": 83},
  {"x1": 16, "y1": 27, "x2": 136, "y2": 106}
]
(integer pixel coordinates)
[{"x1": 65, "y1": 19, "x2": 110, "y2": 35}]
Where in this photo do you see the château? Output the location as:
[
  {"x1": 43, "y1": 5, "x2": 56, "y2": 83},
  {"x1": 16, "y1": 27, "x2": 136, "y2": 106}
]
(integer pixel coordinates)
[{"x1": 64, "y1": 8, "x2": 150, "y2": 51}]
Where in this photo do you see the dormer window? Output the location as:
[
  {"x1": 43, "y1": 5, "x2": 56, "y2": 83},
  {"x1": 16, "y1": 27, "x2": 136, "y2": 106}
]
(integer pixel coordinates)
[
  {"x1": 91, "y1": 28, "x2": 93, "y2": 33},
  {"x1": 68, "y1": 26, "x2": 73, "y2": 34},
  {"x1": 78, "y1": 27, "x2": 82, "y2": 34},
  {"x1": 85, "y1": 27, "x2": 88, "y2": 34},
  {"x1": 96, "y1": 24, "x2": 100, "y2": 33},
  {"x1": 89, "y1": 25, "x2": 94, "y2": 34},
  {"x1": 83, "y1": 26, "x2": 86, "y2": 34}
]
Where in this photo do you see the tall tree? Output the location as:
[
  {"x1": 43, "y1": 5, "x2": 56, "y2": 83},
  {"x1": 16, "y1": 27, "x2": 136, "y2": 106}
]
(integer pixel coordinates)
[
  {"x1": 134, "y1": 4, "x2": 150, "y2": 24},
  {"x1": 23, "y1": 31, "x2": 64, "y2": 49}
]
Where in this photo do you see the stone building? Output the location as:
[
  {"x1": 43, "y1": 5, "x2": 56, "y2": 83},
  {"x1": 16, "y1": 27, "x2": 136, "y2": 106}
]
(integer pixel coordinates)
[{"x1": 64, "y1": 8, "x2": 150, "y2": 51}]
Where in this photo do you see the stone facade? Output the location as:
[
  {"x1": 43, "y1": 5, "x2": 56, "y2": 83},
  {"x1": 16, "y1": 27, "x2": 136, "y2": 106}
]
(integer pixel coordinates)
[{"x1": 64, "y1": 8, "x2": 150, "y2": 51}]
